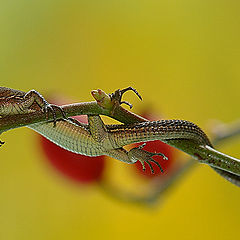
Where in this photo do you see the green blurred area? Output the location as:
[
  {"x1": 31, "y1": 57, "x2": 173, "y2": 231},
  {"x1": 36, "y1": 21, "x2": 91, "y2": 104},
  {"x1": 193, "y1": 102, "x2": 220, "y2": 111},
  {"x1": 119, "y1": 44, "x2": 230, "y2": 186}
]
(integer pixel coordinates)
[{"x1": 0, "y1": 1, "x2": 240, "y2": 239}]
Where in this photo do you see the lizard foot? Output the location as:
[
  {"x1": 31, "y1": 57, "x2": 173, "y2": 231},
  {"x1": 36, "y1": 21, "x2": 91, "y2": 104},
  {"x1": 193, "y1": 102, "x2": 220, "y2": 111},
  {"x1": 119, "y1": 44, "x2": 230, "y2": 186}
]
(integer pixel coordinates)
[
  {"x1": 23, "y1": 89, "x2": 67, "y2": 127},
  {"x1": 110, "y1": 87, "x2": 142, "y2": 109},
  {"x1": 0, "y1": 140, "x2": 5, "y2": 147},
  {"x1": 128, "y1": 143, "x2": 168, "y2": 173},
  {"x1": 44, "y1": 104, "x2": 67, "y2": 127}
]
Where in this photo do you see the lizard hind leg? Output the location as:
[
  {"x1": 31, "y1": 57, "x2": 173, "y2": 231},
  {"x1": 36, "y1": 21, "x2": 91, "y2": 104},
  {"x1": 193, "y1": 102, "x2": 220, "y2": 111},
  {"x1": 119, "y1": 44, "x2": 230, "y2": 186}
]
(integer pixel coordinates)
[{"x1": 128, "y1": 143, "x2": 168, "y2": 174}]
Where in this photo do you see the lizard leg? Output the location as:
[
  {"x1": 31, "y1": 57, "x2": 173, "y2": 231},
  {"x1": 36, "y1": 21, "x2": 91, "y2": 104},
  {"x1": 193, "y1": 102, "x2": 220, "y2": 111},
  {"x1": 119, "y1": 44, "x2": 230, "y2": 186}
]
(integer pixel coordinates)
[
  {"x1": 128, "y1": 143, "x2": 168, "y2": 173},
  {"x1": 87, "y1": 115, "x2": 108, "y2": 142},
  {"x1": 105, "y1": 143, "x2": 168, "y2": 173},
  {"x1": 69, "y1": 115, "x2": 111, "y2": 150},
  {"x1": 105, "y1": 147, "x2": 137, "y2": 164},
  {"x1": 23, "y1": 90, "x2": 67, "y2": 126}
]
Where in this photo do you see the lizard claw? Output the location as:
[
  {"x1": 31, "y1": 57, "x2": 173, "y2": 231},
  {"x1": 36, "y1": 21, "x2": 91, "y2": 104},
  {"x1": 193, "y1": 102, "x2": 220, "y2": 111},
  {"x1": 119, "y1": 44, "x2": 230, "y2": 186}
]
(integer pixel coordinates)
[
  {"x1": 110, "y1": 87, "x2": 142, "y2": 108},
  {"x1": 119, "y1": 87, "x2": 142, "y2": 101},
  {"x1": 119, "y1": 101, "x2": 133, "y2": 109},
  {"x1": 44, "y1": 104, "x2": 67, "y2": 127},
  {"x1": 128, "y1": 143, "x2": 168, "y2": 174}
]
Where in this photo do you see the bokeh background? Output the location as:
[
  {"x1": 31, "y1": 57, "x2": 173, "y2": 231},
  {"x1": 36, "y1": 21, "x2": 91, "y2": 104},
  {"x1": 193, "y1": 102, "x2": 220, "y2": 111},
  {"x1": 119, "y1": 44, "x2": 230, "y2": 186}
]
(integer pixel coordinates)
[{"x1": 1, "y1": 1, "x2": 240, "y2": 239}]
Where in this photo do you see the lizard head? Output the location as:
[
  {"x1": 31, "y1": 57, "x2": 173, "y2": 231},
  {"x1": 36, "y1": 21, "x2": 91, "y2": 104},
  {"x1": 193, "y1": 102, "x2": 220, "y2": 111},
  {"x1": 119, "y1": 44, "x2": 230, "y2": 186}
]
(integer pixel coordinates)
[{"x1": 91, "y1": 89, "x2": 113, "y2": 109}]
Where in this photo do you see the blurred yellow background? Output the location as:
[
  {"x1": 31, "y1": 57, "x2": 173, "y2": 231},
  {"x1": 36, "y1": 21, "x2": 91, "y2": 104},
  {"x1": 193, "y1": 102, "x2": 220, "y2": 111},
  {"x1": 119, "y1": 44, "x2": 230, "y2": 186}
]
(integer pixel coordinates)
[{"x1": 0, "y1": 1, "x2": 240, "y2": 239}]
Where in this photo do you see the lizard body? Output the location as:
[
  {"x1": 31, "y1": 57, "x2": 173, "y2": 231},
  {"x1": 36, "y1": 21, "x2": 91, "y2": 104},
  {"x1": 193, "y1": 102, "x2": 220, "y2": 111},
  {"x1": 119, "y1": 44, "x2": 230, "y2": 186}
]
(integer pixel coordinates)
[
  {"x1": 0, "y1": 87, "x2": 239, "y2": 185},
  {"x1": 29, "y1": 116, "x2": 210, "y2": 165},
  {"x1": 29, "y1": 114, "x2": 240, "y2": 185}
]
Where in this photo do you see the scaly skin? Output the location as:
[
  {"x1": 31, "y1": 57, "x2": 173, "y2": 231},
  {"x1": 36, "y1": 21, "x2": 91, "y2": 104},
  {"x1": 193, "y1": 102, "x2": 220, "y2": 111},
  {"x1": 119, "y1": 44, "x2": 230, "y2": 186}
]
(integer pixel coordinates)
[{"x1": 107, "y1": 119, "x2": 212, "y2": 148}]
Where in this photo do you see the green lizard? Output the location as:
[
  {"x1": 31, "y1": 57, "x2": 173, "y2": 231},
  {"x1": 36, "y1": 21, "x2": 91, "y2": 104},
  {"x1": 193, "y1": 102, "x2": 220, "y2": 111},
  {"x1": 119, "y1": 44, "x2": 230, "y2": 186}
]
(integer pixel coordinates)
[{"x1": 0, "y1": 86, "x2": 239, "y2": 185}]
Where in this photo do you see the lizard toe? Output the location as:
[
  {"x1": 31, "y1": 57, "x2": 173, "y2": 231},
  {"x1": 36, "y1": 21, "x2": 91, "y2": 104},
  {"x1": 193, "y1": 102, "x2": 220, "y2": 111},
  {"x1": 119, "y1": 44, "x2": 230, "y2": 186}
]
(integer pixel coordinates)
[{"x1": 128, "y1": 145, "x2": 166, "y2": 174}]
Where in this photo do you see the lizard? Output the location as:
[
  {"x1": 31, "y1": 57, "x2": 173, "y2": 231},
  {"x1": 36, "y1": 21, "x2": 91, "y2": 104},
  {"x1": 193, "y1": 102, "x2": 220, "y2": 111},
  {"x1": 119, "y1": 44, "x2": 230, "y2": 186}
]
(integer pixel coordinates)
[{"x1": 0, "y1": 86, "x2": 239, "y2": 186}]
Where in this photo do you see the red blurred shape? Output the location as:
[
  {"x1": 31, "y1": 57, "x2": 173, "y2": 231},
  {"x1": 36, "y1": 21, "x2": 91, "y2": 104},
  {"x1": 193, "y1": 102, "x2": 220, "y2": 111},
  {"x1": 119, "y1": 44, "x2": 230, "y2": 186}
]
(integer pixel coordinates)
[{"x1": 40, "y1": 135, "x2": 105, "y2": 183}]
